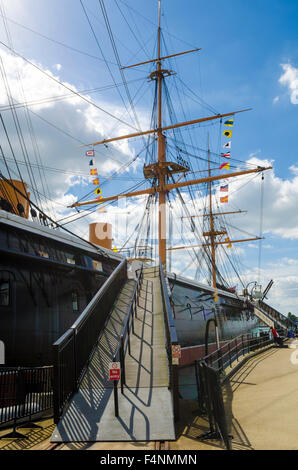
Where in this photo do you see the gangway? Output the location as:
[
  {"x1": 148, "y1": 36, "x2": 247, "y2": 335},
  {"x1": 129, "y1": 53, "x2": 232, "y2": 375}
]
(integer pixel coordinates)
[
  {"x1": 249, "y1": 300, "x2": 287, "y2": 332},
  {"x1": 51, "y1": 259, "x2": 178, "y2": 443}
]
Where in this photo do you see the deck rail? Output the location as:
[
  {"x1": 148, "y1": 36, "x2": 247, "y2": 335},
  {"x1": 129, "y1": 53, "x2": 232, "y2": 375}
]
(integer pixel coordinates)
[
  {"x1": 198, "y1": 332, "x2": 273, "y2": 373},
  {"x1": 53, "y1": 258, "x2": 127, "y2": 423},
  {"x1": 112, "y1": 263, "x2": 144, "y2": 406},
  {"x1": 159, "y1": 259, "x2": 180, "y2": 422}
]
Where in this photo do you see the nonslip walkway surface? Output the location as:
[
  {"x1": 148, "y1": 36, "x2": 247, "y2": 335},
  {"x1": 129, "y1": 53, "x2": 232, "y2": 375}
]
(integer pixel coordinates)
[{"x1": 51, "y1": 269, "x2": 175, "y2": 443}]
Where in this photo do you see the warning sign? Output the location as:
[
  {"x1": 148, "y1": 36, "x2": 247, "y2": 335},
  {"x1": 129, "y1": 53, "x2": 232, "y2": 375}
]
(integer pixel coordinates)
[
  {"x1": 172, "y1": 345, "x2": 181, "y2": 359},
  {"x1": 109, "y1": 362, "x2": 120, "y2": 381}
]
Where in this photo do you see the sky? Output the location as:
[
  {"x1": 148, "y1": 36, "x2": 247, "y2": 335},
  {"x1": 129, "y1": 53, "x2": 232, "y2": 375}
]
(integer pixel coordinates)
[{"x1": 0, "y1": 0, "x2": 298, "y2": 315}]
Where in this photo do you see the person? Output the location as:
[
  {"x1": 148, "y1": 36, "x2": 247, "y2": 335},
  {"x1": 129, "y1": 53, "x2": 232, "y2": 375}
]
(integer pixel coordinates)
[{"x1": 270, "y1": 326, "x2": 283, "y2": 346}]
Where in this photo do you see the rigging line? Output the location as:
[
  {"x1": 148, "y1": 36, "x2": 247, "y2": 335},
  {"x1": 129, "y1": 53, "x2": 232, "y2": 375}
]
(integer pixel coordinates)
[
  {"x1": 0, "y1": 111, "x2": 30, "y2": 206},
  {"x1": 167, "y1": 136, "x2": 261, "y2": 168},
  {"x1": 114, "y1": 0, "x2": 152, "y2": 61},
  {"x1": 221, "y1": 244, "x2": 246, "y2": 289},
  {"x1": 7, "y1": 96, "x2": 124, "y2": 167},
  {"x1": 0, "y1": 171, "x2": 111, "y2": 258},
  {"x1": 0, "y1": 3, "x2": 55, "y2": 218},
  {"x1": 0, "y1": 55, "x2": 43, "y2": 210},
  {"x1": 75, "y1": 139, "x2": 153, "y2": 203},
  {"x1": 79, "y1": 0, "x2": 134, "y2": 126},
  {"x1": 0, "y1": 143, "x2": 20, "y2": 208},
  {"x1": 0, "y1": 155, "x2": 144, "y2": 179},
  {"x1": 117, "y1": 0, "x2": 199, "y2": 50},
  {"x1": 61, "y1": 179, "x2": 148, "y2": 227},
  {"x1": 171, "y1": 183, "x2": 214, "y2": 280},
  {"x1": 0, "y1": 12, "x2": 119, "y2": 65},
  {"x1": 258, "y1": 173, "x2": 265, "y2": 284},
  {"x1": 168, "y1": 142, "x2": 258, "y2": 169},
  {"x1": 98, "y1": 0, "x2": 147, "y2": 148},
  {"x1": 0, "y1": 77, "x2": 146, "y2": 112},
  {"x1": 224, "y1": 221, "x2": 259, "y2": 239},
  {"x1": 0, "y1": 38, "x2": 141, "y2": 132},
  {"x1": 177, "y1": 77, "x2": 219, "y2": 115}
]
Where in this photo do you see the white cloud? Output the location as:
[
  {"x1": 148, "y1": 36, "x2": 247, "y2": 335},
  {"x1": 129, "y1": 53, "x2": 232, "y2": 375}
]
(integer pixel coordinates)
[
  {"x1": 273, "y1": 96, "x2": 279, "y2": 104},
  {"x1": 279, "y1": 63, "x2": 298, "y2": 104}
]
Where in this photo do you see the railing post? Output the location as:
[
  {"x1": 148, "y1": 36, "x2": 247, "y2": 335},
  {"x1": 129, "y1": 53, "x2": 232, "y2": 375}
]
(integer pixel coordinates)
[
  {"x1": 53, "y1": 344, "x2": 61, "y2": 424},
  {"x1": 242, "y1": 335, "x2": 244, "y2": 357},
  {"x1": 235, "y1": 338, "x2": 239, "y2": 362},
  {"x1": 120, "y1": 336, "x2": 126, "y2": 390},
  {"x1": 228, "y1": 343, "x2": 232, "y2": 367},
  {"x1": 113, "y1": 380, "x2": 119, "y2": 417},
  {"x1": 172, "y1": 364, "x2": 180, "y2": 422}
]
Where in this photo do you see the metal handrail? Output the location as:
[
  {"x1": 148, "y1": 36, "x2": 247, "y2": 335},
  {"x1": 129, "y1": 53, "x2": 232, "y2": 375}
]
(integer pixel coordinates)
[
  {"x1": 111, "y1": 265, "x2": 144, "y2": 414},
  {"x1": 53, "y1": 258, "x2": 127, "y2": 423},
  {"x1": 159, "y1": 258, "x2": 180, "y2": 422},
  {"x1": 201, "y1": 332, "x2": 273, "y2": 372}
]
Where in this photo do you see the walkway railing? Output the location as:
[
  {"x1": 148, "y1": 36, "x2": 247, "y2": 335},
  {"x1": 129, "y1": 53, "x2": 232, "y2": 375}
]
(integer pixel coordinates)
[
  {"x1": 112, "y1": 265, "x2": 144, "y2": 416},
  {"x1": 53, "y1": 259, "x2": 127, "y2": 423},
  {"x1": 198, "y1": 332, "x2": 273, "y2": 373},
  {"x1": 259, "y1": 300, "x2": 293, "y2": 330},
  {"x1": 159, "y1": 259, "x2": 180, "y2": 422},
  {"x1": 0, "y1": 366, "x2": 53, "y2": 438},
  {"x1": 195, "y1": 332, "x2": 274, "y2": 449}
]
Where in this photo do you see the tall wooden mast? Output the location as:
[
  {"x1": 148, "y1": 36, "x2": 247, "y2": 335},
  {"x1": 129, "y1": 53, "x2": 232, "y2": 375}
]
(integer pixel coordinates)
[{"x1": 157, "y1": 0, "x2": 167, "y2": 266}]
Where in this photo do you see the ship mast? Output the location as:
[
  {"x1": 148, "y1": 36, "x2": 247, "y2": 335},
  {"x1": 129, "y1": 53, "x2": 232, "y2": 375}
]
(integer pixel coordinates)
[
  {"x1": 69, "y1": 1, "x2": 272, "y2": 274},
  {"x1": 157, "y1": 0, "x2": 167, "y2": 266}
]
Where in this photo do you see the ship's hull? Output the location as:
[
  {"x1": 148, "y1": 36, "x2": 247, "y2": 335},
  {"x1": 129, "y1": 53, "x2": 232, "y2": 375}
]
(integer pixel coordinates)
[
  {"x1": 0, "y1": 211, "x2": 122, "y2": 366},
  {"x1": 168, "y1": 274, "x2": 258, "y2": 349}
]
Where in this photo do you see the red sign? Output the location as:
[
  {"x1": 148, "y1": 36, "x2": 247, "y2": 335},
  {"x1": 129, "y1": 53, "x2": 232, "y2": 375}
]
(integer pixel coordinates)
[
  {"x1": 172, "y1": 345, "x2": 181, "y2": 359},
  {"x1": 109, "y1": 362, "x2": 120, "y2": 381}
]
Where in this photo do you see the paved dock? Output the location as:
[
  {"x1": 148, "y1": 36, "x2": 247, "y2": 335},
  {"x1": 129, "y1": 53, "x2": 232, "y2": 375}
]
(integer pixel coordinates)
[
  {"x1": 51, "y1": 269, "x2": 175, "y2": 443},
  {"x1": 171, "y1": 342, "x2": 298, "y2": 450}
]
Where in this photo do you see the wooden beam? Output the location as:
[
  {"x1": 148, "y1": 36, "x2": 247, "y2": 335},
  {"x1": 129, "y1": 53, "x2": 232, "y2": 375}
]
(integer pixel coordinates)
[
  {"x1": 69, "y1": 187, "x2": 155, "y2": 208},
  {"x1": 165, "y1": 166, "x2": 272, "y2": 192},
  {"x1": 167, "y1": 237, "x2": 265, "y2": 251},
  {"x1": 181, "y1": 210, "x2": 247, "y2": 218},
  {"x1": 120, "y1": 48, "x2": 201, "y2": 70},
  {"x1": 69, "y1": 166, "x2": 272, "y2": 208},
  {"x1": 84, "y1": 109, "x2": 252, "y2": 147}
]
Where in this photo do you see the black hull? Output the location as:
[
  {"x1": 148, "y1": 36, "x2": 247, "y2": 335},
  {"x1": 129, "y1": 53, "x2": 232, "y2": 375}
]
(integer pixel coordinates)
[{"x1": 168, "y1": 275, "x2": 258, "y2": 348}]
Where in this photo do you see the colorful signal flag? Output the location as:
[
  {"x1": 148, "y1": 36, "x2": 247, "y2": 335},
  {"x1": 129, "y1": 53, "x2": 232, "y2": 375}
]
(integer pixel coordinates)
[
  {"x1": 92, "y1": 178, "x2": 100, "y2": 185},
  {"x1": 94, "y1": 187, "x2": 102, "y2": 196},
  {"x1": 220, "y1": 195, "x2": 228, "y2": 203},
  {"x1": 221, "y1": 152, "x2": 230, "y2": 158},
  {"x1": 223, "y1": 130, "x2": 232, "y2": 138},
  {"x1": 220, "y1": 184, "x2": 229, "y2": 192},
  {"x1": 224, "y1": 119, "x2": 234, "y2": 127},
  {"x1": 223, "y1": 141, "x2": 231, "y2": 149},
  {"x1": 89, "y1": 159, "x2": 95, "y2": 166},
  {"x1": 220, "y1": 162, "x2": 230, "y2": 170},
  {"x1": 90, "y1": 169, "x2": 98, "y2": 176},
  {"x1": 225, "y1": 237, "x2": 232, "y2": 248},
  {"x1": 86, "y1": 150, "x2": 95, "y2": 156}
]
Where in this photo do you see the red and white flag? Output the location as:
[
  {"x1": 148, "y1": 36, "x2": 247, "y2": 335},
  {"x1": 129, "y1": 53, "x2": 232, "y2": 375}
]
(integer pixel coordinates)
[{"x1": 86, "y1": 150, "x2": 95, "y2": 156}]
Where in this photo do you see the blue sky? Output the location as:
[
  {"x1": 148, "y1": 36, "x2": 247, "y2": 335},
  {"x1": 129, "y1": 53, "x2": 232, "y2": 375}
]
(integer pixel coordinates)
[{"x1": 0, "y1": 0, "x2": 298, "y2": 314}]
